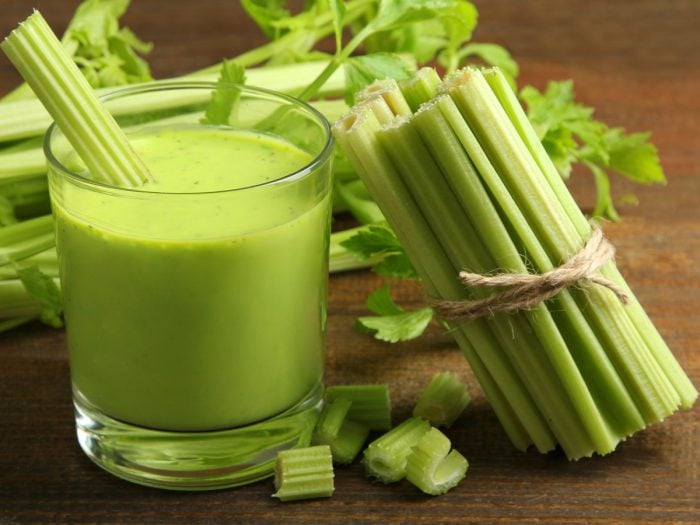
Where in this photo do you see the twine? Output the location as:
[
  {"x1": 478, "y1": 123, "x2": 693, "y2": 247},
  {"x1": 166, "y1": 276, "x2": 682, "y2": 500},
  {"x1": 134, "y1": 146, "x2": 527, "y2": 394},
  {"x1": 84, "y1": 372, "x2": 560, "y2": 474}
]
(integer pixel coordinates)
[{"x1": 431, "y1": 227, "x2": 629, "y2": 322}]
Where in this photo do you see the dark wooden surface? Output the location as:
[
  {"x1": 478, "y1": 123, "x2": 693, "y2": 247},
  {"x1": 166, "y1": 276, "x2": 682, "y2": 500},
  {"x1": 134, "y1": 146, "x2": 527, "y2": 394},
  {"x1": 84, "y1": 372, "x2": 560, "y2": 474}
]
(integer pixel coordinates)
[{"x1": 1, "y1": 1, "x2": 699, "y2": 523}]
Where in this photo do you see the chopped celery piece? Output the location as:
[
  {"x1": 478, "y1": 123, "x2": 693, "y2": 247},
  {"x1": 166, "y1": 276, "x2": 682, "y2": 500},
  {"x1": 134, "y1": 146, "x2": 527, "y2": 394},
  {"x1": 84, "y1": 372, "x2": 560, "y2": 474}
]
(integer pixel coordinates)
[
  {"x1": 314, "y1": 398, "x2": 353, "y2": 443},
  {"x1": 413, "y1": 372, "x2": 470, "y2": 428},
  {"x1": 273, "y1": 445, "x2": 335, "y2": 502},
  {"x1": 325, "y1": 384, "x2": 392, "y2": 431},
  {"x1": 329, "y1": 420, "x2": 370, "y2": 465},
  {"x1": 1, "y1": 11, "x2": 152, "y2": 187},
  {"x1": 405, "y1": 427, "x2": 468, "y2": 496},
  {"x1": 312, "y1": 398, "x2": 370, "y2": 465},
  {"x1": 362, "y1": 416, "x2": 430, "y2": 483}
]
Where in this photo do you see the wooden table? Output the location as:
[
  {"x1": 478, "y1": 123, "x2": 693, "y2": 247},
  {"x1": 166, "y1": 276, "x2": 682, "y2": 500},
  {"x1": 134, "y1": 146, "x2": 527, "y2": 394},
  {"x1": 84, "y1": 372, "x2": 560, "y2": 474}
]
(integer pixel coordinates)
[{"x1": 1, "y1": 1, "x2": 698, "y2": 522}]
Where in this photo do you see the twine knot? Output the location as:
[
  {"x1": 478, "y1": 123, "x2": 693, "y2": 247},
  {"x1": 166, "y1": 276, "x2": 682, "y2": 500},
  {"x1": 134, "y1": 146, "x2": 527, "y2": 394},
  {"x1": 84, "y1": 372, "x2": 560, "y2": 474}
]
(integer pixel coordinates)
[{"x1": 431, "y1": 227, "x2": 629, "y2": 322}]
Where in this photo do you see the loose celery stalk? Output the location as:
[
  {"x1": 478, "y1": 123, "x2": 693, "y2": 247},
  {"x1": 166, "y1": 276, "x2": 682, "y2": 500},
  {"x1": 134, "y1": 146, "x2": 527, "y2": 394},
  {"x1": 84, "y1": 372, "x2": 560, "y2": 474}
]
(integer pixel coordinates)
[
  {"x1": 413, "y1": 372, "x2": 470, "y2": 428},
  {"x1": 1, "y1": 11, "x2": 152, "y2": 187},
  {"x1": 273, "y1": 445, "x2": 335, "y2": 502},
  {"x1": 363, "y1": 417, "x2": 431, "y2": 483},
  {"x1": 405, "y1": 427, "x2": 468, "y2": 496}
]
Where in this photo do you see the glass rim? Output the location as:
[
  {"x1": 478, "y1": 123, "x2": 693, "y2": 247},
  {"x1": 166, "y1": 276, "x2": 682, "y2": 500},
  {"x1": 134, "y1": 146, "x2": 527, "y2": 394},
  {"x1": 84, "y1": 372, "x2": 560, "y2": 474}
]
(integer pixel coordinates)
[{"x1": 43, "y1": 81, "x2": 334, "y2": 196}]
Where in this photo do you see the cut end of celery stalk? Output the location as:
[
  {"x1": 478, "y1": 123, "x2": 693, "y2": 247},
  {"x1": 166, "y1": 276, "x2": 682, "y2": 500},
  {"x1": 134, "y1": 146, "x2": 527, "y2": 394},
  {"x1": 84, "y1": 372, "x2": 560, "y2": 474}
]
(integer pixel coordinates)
[
  {"x1": 363, "y1": 417, "x2": 431, "y2": 483},
  {"x1": 413, "y1": 371, "x2": 471, "y2": 428},
  {"x1": 405, "y1": 427, "x2": 468, "y2": 496},
  {"x1": 1, "y1": 10, "x2": 152, "y2": 188},
  {"x1": 312, "y1": 397, "x2": 370, "y2": 465}
]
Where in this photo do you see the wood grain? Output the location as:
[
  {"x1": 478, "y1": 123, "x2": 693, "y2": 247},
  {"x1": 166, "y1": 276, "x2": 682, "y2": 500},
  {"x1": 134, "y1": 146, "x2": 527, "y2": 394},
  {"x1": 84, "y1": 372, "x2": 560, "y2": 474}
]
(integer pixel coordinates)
[{"x1": 1, "y1": 1, "x2": 698, "y2": 523}]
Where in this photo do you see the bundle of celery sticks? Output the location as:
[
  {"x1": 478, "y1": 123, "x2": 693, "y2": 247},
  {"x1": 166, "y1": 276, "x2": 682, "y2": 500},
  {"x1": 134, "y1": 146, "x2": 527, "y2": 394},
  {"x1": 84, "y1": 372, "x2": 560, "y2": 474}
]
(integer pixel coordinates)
[{"x1": 332, "y1": 67, "x2": 697, "y2": 459}]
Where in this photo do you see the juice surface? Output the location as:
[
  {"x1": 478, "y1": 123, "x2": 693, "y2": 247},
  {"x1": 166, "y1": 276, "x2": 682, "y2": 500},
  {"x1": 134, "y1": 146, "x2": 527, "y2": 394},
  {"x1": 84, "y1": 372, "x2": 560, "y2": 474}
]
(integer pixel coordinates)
[{"x1": 53, "y1": 125, "x2": 329, "y2": 431}]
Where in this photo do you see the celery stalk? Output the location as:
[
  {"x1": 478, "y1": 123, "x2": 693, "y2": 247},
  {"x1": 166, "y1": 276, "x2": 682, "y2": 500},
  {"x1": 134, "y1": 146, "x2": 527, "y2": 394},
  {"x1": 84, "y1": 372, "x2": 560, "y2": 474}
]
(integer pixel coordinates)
[
  {"x1": 1, "y1": 11, "x2": 152, "y2": 187},
  {"x1": 398, "y1": 67, "x2": 442, "y2": 112},
  {"x1": 0, "y1": 215, "x2": 54, "y2": 264},
  {"x1": 335, "y1": 68, "x2": 696, "y2": 459},
  {"x1": 312, "y1": 398, "x2": 370, "y2": 465},
  {"x1": 314, "y1": 398, "x2": 353, "y2": 443},
  {"x1": 328, "y1": 419, "x2": 370, "y2": 465}
]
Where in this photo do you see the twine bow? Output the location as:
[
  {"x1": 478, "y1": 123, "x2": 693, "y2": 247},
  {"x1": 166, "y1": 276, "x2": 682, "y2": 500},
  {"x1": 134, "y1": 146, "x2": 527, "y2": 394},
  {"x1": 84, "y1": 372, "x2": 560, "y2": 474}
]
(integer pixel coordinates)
[{"x1": 431, "y1": 227, "x2": 629, "y2": 322}]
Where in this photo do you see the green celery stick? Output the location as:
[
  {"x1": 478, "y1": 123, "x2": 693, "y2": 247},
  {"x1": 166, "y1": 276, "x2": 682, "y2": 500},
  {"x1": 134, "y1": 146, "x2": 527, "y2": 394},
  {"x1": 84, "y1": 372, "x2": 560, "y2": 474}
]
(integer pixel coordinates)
[
  {"x1": 1, "y1": 11, "x2": 152, "y2": 187},
  {"x1": 398, "y1": 67, "x2": 442, "y2": 112},
  {"x1": 312, "y1": 395, "x2": 372, "y2": 464}
]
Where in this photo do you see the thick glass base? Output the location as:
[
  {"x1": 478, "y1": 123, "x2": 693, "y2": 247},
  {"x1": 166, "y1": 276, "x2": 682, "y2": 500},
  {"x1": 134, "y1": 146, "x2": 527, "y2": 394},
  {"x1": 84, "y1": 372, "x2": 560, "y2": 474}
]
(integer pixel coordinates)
[{"x1": 74, "y1": 383, "x2": 323, "y2": 490}]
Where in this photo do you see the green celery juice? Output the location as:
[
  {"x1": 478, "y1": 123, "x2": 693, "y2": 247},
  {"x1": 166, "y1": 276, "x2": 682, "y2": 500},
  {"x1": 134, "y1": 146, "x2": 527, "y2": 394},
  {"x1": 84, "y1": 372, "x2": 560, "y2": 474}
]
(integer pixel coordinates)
[{"x1": 52, "y1": 125, "x2": 330, "y2": 432}]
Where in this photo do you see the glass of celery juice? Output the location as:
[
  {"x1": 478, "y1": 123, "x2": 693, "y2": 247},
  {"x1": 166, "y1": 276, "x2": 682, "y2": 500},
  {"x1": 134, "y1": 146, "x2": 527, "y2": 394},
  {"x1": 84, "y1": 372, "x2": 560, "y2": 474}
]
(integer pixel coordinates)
[{"x1": 45, "y1": 83, "x2": 333, "y2": 490}]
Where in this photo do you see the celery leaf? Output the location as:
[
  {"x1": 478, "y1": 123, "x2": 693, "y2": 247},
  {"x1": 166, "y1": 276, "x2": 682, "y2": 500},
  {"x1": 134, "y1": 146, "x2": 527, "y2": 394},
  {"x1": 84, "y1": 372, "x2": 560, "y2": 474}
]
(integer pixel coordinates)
[
  {"x1": 366, "y1": 284, "x2": 404, "y2": 316},
  {"x1": 368, "y1": 0, "x2": 465, "y2": 34},
  {"x1": 16, "y1": 265, "x2": 63, "y2": 328},
  {"x1": 339, "y1": 223, "x2": 419, "y2": 279},
  {"x1": 343, "y1": 53, "x2": 413, "y2": 105},
  {"x1": 340, "y1": 224, "x2": 401, "y2": 258},
  {"x1": 363, "y1": 1, "x2": 478, "y2": 69},
  {"x1": 328, "y1": 0, "x2": 347, "y2": 53},
  {"x1": 63, "y1": 0, "x2": 152, "y2": 88},
  {"x1": 201, "y1": 60, "x2": 246, "y2": 126},
  {"x1": 520, "y1": 79, "x2": 666, "y2": 220},
  {"x1": 240, "y1": 0, "x2": 291, "y2": 39},
  {"x1": 356, "y1": 284, "x2": 434, "y2": 343},
  {"x1": 606, "y1": 130, "x2": 665, "y2": 184}
]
